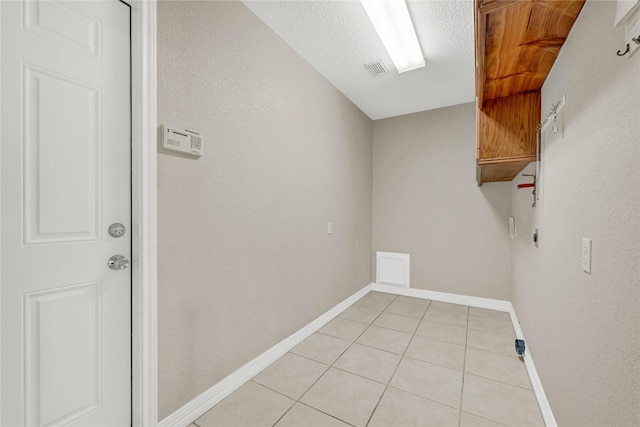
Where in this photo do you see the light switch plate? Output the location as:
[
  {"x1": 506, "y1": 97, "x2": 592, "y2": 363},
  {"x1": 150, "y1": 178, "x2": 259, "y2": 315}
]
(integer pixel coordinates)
[{"x1": 582, "y1": 238, "x2": 592, "y2": 274}]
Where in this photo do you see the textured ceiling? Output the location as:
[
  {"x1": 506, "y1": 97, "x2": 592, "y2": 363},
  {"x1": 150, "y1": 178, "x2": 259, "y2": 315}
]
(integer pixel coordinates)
[{"x1": 242, "y1": 0, "x2": 476, "y2": 120}]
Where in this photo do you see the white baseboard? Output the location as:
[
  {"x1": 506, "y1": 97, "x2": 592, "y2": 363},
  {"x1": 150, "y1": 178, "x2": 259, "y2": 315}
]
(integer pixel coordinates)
[
  {"x1": 158, "y1": 283, "x2": 374, "y2": 427},
  {"x1": 371, "y1": 283, "x2": 512, "y2": 312},
  {"x1": 160, "y1": 282, "x2": 556, "y2": 427},
  {"x1": 507, "y1": 308, "x2": 557, "y2": 427}
]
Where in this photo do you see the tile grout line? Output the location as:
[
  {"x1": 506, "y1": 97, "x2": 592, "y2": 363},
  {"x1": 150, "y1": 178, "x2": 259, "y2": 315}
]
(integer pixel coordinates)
[
  {"x1": 320, "y1": 327, "x2": 413, "y2": 353},
  {"x1": 290, "y1": 292, "x2": 399, "y2": 426},
  {"x1": 292, "y1": 342, "x2": 536, "y2": 395},
  {"x1": 286, "y1": 351, "x2": 333, "y2": 368},
  {"x1": 268, "y1": 291, "x2": 396, "y2": 427},
  {"x1": 458, "y1": 305, "x2": 470, "y2": 427},
  {"x1": 264, "y1": 373, "x2": 356, "y2": 427},
  {"x1": 283, "y1": 344, "x2": 467, "y2": 415},
  {"x1": 412, "y1": 330, "x2": 466, "y2": 347},
  {"x1": 250, "y1": 380, "x2": 296, "y2": 427},
  {"x1": 249, "y1": 378, "x2": 299, "y2": 401},
  {"x1": 459, "y1": 411, "x2": 511, "y2": 427},
  {"x1": 344, "y1": 309, "x2": 426, "y2": 324},
  {"x1": 329, "y1": 364, "x2": 393, "y2": 387},
  {"x1": 293, "y1": 326, "x2": 463, "y2": 385},
  {"x1": 401, "y1": 352, "x2": 464, "y2": 373},
  {"x1": 288, "y1": 346, "x2": 404, "y2": 388},
  {"x1": 463, "y1": 372, "x2": 536, "y2": 392},
  {"x1": 383, "y1": 384, "x2": 462, "y2": 412},
  {"x1": 287, "y1": 355, "x2": 469, "y2": 412},
  {"x1": 297, "y1": 402, "x2": 357, "y2": 427},
  {"x1": 292, "y1": 332, "x2": 427, "y2": 372},
  {"x1": 363, "y1": 299, "x2": 432, "y2": 427},
  {"x1": 337, "y1": 320, "x2": 421, "y2": 335}
]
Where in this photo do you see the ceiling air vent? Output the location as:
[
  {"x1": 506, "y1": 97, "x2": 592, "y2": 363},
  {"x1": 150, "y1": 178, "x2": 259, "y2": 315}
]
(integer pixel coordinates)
[{"x1": 365, "y1": 60, "x2": 388, "y2": 76}]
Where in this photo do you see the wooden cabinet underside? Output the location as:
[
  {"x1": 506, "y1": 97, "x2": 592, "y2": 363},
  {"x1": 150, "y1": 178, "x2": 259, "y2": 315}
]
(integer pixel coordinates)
[{"x1": 474, "y1": 0, "x2": 585, "y2": 186}]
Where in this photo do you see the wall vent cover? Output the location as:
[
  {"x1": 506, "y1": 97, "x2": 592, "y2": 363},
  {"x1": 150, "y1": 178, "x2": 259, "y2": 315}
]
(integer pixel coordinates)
[
  {"x1": 365, "y1": 60, "x2": 387, "y2": 76},
  {"x1": 376, "y1": 251, "x2": 410, "y2": 288}
]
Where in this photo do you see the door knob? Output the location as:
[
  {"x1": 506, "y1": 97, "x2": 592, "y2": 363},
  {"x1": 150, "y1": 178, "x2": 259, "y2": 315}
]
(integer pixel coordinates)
[
  {"x1": 108, "y1": 255, "x2": 130, "y2": 270},
  {"x1": 108, "y1": 223, "x2": 126, "y2": 238}
]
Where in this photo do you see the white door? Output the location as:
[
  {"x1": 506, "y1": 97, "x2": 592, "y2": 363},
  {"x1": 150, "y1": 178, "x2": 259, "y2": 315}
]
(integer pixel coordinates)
[{"x1": 1, "y1": 1, "x2": 131, "y2": 425}]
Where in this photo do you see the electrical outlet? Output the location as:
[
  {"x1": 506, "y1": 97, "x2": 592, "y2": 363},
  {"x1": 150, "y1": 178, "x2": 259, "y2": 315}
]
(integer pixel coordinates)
[
  {"x1": 582, "y1": 238, "x2": 592, "y2": 274},
  {"x1": 327, "y1": 222, "x2": 333, "y2": 235}
]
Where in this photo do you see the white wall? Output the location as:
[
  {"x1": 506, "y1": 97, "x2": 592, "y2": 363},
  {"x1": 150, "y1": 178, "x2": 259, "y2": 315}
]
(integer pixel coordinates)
[
  {"x1": 372, "y1": 103, "x2": 512, "y2": 300},
  {"x1": 510, "y1": 1, "x2": 640, "y2": 424},
  {"x1": 157, "y1": 1, "x2": 372, "y2": 419}
]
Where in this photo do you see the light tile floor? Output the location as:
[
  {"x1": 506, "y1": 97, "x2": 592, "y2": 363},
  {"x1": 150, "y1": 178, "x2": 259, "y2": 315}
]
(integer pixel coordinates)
[{"x1": 193, "y1": 291, "x2": 545, "y2": 427}]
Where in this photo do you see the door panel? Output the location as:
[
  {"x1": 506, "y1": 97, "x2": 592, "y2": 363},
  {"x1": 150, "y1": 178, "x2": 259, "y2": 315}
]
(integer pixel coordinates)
[
  {"x1": 23, "y1": 0, "x2": 102, "y2": 58},
  {"x1": 24, "y1": 65, "x2": 101, "y2": 244},
  {"x1": 24, "y1": 282, "x2": 101, "y2": 426},
  {"x1": 1, "y1": 1, "x2": 132, "y2": 425}
]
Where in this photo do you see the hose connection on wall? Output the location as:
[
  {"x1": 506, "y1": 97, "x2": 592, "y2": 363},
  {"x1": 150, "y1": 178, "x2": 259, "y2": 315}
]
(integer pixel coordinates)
[{"x1": 518, "y1": 174, "x2": 536, "y2": 207}]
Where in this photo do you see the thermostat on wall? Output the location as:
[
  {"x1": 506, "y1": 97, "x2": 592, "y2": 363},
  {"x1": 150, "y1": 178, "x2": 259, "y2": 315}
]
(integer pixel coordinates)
[{"x1": 161, "y1": 124, "x2": 203, "y2": 157}]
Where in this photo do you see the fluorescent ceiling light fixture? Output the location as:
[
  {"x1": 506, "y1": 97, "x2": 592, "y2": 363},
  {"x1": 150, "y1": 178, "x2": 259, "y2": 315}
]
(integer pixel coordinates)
[{"x1": 360, "y1": 0, "x2": 425, "y2": 73}]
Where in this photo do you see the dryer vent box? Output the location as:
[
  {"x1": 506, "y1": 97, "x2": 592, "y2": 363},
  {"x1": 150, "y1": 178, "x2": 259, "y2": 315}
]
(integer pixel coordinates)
[{"x1": 161, "y1": 125, "x2": 202, "y2": 157}]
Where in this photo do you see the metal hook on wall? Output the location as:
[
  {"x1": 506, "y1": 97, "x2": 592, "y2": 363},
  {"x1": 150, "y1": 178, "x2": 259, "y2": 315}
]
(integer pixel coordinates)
[
  {"x1": 617, "y1": 36, "x2": 640, "y2": 57},
  {"x1": 617, "y1": 43, "x2": 631, "y2": 56},
  {"x1": 541, "y1": 101, "x2": 562, "y2": 134},
  {"x1": 539, "y1": 96, "x2": 565, "y2": 134}
]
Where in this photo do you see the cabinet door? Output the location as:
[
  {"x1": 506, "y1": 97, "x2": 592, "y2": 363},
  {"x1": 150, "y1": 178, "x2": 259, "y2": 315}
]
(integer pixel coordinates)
[{"x1": 476, "y1": 91, "x2": 540, "y2": 185}]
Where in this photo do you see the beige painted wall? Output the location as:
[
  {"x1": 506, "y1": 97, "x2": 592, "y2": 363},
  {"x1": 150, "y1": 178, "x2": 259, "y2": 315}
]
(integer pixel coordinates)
[
  {"x1": 510, "y1": 1, "x2": 640, "y2": 424},
  {"x1": 157, "y1": 1, "x2": 373, "y2": 419},
  {"x1": 372, "y1": 103, "x2": 512, "y2": 300}
]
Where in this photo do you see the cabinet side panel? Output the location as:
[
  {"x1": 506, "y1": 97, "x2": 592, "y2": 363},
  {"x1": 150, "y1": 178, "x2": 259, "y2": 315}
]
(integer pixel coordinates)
[{"x1": 478, "y1": 90, "x2": 540, "y2": 160}]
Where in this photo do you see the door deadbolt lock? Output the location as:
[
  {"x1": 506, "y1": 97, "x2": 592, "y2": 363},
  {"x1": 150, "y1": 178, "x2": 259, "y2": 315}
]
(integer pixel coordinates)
[
  {"x1": 108, "y1": 255, "x2": 130, "y2": 270},
  {"x1": 108, "y1": 223, "x2": 126, "y2": 238}
]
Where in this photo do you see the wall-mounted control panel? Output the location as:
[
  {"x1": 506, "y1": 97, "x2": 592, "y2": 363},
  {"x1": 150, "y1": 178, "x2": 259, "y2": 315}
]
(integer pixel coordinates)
[{"x1": 161, "y1": 125, "x2": 203, "y2": 157}]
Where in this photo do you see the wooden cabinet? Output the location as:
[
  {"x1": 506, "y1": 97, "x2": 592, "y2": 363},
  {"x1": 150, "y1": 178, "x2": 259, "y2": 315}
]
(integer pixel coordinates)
[
  {"x1": 474, "y1": 0, "x2": 585, "y2": 185},
  {"x1": 476, "y1": 91, "x2": 540, "y2": 184}
]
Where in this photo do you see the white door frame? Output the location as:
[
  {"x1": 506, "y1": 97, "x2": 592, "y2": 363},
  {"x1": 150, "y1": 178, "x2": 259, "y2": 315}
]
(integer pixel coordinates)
[
  {"x1": 128, "y1": 1, "x2": 158, "y2": 425},
  {"x1": 0, "y1": 1, "x2": 159, "y2": 425}
]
